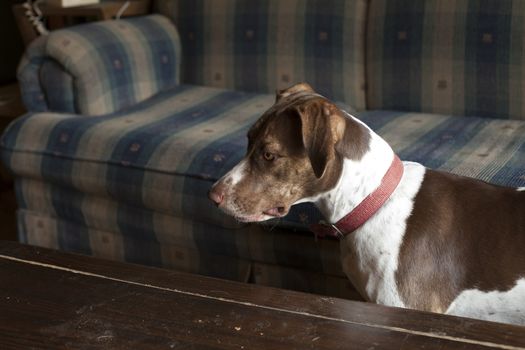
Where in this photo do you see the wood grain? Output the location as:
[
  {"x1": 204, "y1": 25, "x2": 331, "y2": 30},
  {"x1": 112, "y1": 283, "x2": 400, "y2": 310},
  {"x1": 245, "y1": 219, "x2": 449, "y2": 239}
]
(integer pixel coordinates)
[{"x1": 0, "y1": 241, "x2": 524, "y2": 349}]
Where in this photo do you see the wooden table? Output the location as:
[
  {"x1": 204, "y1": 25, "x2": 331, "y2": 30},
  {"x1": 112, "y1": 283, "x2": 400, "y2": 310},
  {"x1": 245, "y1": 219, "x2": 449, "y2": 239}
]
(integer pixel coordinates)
[{"x1": 1, "y1": 241, "x2": 524, "y2": 349}]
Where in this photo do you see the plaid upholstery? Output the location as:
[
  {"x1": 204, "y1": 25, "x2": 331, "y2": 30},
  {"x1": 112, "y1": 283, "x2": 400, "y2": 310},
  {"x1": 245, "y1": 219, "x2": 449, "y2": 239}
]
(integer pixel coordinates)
[
  {"x1": 367, "y1": 0, "x2": 525, "y2": 120},
  {"x1": 154, "y1": 0, "x2": 367, "y2": 111},
  {"x1": 17, "y1": 15, "x2": 181, "y2": 116},
  {"x1": 40, "y1": 60, "x2": 75, "y2": 114},
  {"x1": 17, "y1": 36, "x2": 49, "y2": 112},
  {"x1": 17, "y1": 209, "x2": 253, "y2": 281},
  {"x1": 17, "y1": 206, "x2": 356, "y2": 298},
  {"x1": 2, "y1": 85, "x2": 279, "y2": 229},
  {"x1": 7, "y1": 2, "x2": 525, "y2": 300},
  {"x1": 6, "y1": 84, "x2": 524, "y2": 297},
  {"x1": 16, "y1": 178, "x2": 343, "y2": 275},
  {"x1": 364, "y1": 111, "x2": 525, "y2": 186},
  {"x1": 3, "y1": 85, "x2": 525, "y2": 232}
]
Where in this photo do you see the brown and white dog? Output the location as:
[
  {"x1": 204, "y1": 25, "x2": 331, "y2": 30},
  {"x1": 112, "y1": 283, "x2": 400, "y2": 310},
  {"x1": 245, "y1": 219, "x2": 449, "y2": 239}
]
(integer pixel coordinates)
[{"x1": 208, "y1": 83, "x2": 525, "y2": 325}]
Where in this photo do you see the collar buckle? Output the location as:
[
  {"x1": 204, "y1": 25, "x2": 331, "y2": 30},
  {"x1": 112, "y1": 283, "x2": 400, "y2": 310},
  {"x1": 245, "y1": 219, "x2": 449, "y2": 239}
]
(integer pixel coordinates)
[{"x1": 319, "y1": 220, "x2": 345, "y2": 239}]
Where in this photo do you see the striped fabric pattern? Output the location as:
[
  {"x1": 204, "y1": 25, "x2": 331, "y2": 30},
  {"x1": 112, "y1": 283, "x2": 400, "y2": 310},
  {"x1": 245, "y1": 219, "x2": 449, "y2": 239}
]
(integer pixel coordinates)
[
  {"x1": 16, "y1": 179, "x2": 344, "y2": 270},
  {"x1": 367, "y1": 0, "x2": 525, "y2": 120},
  {"x1": 17, "y1": 192, "x2": 355, "y2": 299},
  {"x1": 3, "y1": 85, "x2": 525, "y2": 232},
  {"x1": 17, "y1": 209, "x2": 254, "y2": 282},
  {"x1": 4, "y1": 84, "x2": 525, "y2": 299},
  {"x1": 364, "y1": 110, "x2": 525, "y2": 186},
  {"x1": 8, "y1": 1, "x2": 525, "y2": 300},
  {"x1": 17, "y1": 14, "x2": 181, "y2": 116},
  {"x1": 2, "y1": 85, "x2": 277, "y2": 229},
  {"x1": 40, "y1": 60, "x2": 75, "y2": 114},
  {"x1": 16, "y1": 36, "x2": 49, "y2": 113},
  {"x1": 154, "y1": 0, "x2": 367, "y2": 111},
  {"x1": 15, "y1": 177, "x2": 343, "y2": 276}
]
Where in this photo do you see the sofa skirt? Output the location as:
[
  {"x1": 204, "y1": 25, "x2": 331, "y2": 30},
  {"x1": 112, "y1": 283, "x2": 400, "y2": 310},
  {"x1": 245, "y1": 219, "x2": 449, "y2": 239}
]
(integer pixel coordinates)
[{"x1": 15, "y1": 177, "x2": 361, "y2": 300}]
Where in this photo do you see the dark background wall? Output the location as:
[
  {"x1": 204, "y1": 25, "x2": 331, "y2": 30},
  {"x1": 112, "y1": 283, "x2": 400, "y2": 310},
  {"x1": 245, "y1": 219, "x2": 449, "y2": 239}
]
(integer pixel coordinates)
[{"x1": 0, "y1": 1, "x2": 25, "y2": 85}]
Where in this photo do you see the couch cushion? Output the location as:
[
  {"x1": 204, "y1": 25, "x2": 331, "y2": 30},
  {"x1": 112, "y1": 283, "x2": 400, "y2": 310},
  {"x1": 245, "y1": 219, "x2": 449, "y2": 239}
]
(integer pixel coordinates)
[
  {"x1": 363, "y1": 110, "x2": 525, "y2": 186},
  {"x1": 2, "y1": 85, "x2": 274, "y2": 229},
  {"x1": 367, "y1": 0, "x2": 525, "y2": 120},
  {"x1": 154, "y1": 0, "x2": 367, "y2": 110},
  {"x1": 2, "y1": 85, "x2": 525, "y2": 233}
]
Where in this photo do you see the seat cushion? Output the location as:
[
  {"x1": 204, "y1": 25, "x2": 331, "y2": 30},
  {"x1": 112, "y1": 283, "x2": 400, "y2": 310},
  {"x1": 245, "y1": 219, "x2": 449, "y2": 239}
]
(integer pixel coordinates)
[
  {"x1": 365, "y1": 110, "x2": 525, "y2": 186},
  {"x1": 2, "y1": 84, "x2": 525, "y2": 233},
  {"x1": 2, "y1": 85, "x2": 275, "y2": 229}
]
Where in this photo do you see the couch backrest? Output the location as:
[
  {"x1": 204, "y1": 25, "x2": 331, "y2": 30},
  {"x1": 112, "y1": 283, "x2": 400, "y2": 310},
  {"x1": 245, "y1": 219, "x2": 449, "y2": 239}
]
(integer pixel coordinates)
[
  {"x1": 367, "y1": 0, "x2": 525, "y2": 120},
  {"x1": 155, "y1": 0, "x2": 368, "y2": 111},
  {"x1": 18, "y1": 15, "x2": 181, "y2": 116}
]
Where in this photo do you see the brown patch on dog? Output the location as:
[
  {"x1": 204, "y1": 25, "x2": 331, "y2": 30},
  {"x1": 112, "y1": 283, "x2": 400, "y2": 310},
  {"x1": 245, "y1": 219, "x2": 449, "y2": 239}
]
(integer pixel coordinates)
[
  {"x1": 211, "y1": 83, "x2": 370, "y2": 221},
  {"x1": 295, "y1": 100, "x2": 338, "y2": 178},
  {"x1": 396, "y1": 170, "x2": 525, "y2": 313},
  {"x1": 293, "y1": 98, "x2": 370, "y2": 178}
]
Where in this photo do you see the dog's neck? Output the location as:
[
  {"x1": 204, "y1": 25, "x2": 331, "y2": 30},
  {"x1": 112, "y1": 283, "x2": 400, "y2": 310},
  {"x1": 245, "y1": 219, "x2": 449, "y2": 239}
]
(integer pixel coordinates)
[{"x1": 310, "y1": 118, "x2": 396, "y2": 224}]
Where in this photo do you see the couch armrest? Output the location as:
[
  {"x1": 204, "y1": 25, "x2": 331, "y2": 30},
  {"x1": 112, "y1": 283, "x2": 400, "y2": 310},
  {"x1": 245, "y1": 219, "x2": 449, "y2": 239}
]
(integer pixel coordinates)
[{"x1": 17, "y1": 14, "x2": 181, "y2": 116}]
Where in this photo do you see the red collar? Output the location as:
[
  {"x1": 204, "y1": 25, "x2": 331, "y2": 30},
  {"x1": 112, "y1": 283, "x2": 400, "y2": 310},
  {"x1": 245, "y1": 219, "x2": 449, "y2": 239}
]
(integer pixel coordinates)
[{"x1": 310, "y1": 155, "x2": 404, "y2": 239}]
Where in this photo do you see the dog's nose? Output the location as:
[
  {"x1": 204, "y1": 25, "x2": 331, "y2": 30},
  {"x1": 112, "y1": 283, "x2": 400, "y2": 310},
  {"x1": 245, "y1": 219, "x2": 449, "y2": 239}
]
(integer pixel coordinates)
[{"x1": 208, "y1": 187, "x2": 224, "y2": 206}]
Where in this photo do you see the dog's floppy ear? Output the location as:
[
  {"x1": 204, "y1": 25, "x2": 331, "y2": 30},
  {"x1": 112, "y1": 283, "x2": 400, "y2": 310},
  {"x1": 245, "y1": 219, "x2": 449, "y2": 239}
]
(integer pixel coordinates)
[
  {"x1": 294, "y1": 100, "x2": 335, "y2": 178},
  {"x1": 276, "y1": 82, "x2": 314, "y2": 102}
]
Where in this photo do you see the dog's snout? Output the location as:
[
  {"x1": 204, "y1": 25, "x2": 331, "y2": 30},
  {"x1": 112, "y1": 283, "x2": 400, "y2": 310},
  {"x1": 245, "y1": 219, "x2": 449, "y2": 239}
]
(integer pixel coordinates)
[{"x1": 208, "y1": 186, "x2": 225, "y2": 206}]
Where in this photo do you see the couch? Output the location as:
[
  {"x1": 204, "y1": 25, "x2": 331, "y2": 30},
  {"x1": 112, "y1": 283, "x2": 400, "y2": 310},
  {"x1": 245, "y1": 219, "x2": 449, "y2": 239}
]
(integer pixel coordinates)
[{"x1": 2, "y1": 0, "x2": 525, "y2": 300}]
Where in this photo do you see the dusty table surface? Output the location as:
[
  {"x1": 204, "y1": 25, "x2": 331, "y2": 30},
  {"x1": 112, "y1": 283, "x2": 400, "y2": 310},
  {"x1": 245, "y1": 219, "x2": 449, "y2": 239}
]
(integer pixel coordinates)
[{"x1": 0, "y1": 241, "x2": 524, "y2": 349}]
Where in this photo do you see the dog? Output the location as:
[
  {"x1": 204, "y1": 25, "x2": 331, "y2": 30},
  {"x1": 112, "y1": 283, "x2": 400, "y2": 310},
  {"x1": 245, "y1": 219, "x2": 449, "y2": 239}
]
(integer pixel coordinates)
[{"x1": 208, "y1": 83, "x2": 525, "y2": 325}]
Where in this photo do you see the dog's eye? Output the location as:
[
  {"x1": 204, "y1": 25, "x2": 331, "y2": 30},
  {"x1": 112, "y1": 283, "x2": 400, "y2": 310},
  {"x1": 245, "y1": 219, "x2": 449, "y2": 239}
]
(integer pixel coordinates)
[{"x1": 263, "y1": 151, "x2": 275, "y2": 161}]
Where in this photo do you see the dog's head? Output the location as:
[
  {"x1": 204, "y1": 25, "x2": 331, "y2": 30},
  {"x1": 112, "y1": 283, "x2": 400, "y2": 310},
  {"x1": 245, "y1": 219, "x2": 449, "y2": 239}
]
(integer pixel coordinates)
[{"x1": 208, "y1": 83, "x2": 370, "y2": 222}]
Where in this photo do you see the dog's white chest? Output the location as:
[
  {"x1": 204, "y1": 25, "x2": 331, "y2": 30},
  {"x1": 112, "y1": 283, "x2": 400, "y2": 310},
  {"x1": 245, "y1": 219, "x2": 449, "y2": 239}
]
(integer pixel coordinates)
[{"x1": 339, "y1": 162, "x2": 426, "y2": 306}]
